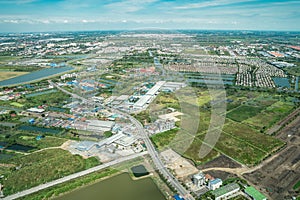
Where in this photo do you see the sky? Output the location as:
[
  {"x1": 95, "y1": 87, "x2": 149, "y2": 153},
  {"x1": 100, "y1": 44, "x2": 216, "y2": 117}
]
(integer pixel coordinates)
[{"x1": 0, "y1": 0, "x2": 299, "y2": 32}]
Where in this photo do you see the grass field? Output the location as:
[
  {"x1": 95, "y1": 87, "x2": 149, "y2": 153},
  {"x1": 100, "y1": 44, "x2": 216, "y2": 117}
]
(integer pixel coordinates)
[
  {"x1": 227, "y1": 105, "x2": 264, "y2": 122},
  {"x1": 2, "y1": 149, "x2": 99, "y2": 195},
  {"x1": 0, "y1": 71, "x2": 28, "y2": 81},
  {"x1": 10, "y1": 102, "x2": 24, "y2": 108},
  {"x1": 151, "y1": 128, "x2": 179, "y2": 150},
  {"x1": 19, "y1": 90, "x2": 71, "y2": 108},
  {"x1": 12, "y1": 133, "x2": 67, "y2": 149}
]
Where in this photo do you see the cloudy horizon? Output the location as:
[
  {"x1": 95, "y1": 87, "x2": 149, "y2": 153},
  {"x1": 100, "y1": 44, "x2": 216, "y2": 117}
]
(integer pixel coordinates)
[{"x1": 0, "y1": 0, "x2": 299, "y2": 32}]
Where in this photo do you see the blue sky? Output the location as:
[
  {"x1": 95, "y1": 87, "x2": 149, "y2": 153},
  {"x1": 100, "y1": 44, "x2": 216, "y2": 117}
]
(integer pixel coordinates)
[{"x1": 0, "y1": 0, "x2": 299, "y2": 32}]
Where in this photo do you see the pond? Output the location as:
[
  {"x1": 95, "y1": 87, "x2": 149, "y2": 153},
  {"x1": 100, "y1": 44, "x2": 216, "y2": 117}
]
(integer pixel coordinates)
[
  {"x1": 187, "y1": 78, "x2": 234, "y2": 85},
  {"x1": 131, "y1": 165, "x2": 150, "y2": 178},
  {"x1": 0, "y1": 66, "x2": 74, "y2": 86},
  {"x1": 6, "y1": 144, "x2": 36, "y2": 152},
  {"x1": 272, "y1": 77, "x2": 290, "y2": 88},
  {"x1": 55, "y1": 173, "x2": 165, "y2": 200},
  {"x1": 18, "y1": 125, "x2": 61, "y2": 134}
]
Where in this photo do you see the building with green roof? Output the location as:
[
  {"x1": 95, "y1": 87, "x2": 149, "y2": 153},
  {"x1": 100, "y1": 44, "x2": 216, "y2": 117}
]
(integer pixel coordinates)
[
  {"x1": 245, "y1": 186, "x2": 267, "y2": 200},
  {"x1": 211, "y1": 183, "x2": 240, "y2": 200}
]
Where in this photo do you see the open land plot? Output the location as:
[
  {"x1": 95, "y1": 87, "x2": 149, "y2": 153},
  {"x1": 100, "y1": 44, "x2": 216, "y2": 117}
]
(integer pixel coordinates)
[
  {"x1": 198, "y1": 154, "x2": 242, "y2": 169},
  {"x1": 161, "y1": 149, "x2": 198, "y2": 178},
  {"x1": 0, "y1": 71, "x2": 29, "y2": 81},
  {"x1": 245, "y1": 101, "x2": 295, "y2": 129},
  {"x1": 1, "y1": 149, "x2": 99, "y2": 196},
  {"x1": 223, "y1": 121, "x2": 284, "y2": 152},
  {"x1": 214, "y1": 133, "x2": 266, "y2": 165},
  {"x1": 243, "y1": 115, "x2": 300, "y2": 200},
  {"x1": 227, "y1": 105, "x2": 264, "y2": 122},
  {"x1": 183, "y1": 137, "x2": 220, "y2": 165}
]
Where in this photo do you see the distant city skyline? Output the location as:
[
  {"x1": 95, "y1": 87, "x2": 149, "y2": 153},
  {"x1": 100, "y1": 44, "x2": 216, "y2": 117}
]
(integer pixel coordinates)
[{"x1": 0, "y1": 0, "x2": 299, "y2": 32}]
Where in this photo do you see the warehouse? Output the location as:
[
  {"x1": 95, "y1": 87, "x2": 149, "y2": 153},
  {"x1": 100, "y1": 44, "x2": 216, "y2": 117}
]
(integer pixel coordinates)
[
  {"x1": 212, "y1": 183, "x2": 240, "y2": 200},
  {"x1": 86, "y1": 120, "x2": 115, "y2": 132}
]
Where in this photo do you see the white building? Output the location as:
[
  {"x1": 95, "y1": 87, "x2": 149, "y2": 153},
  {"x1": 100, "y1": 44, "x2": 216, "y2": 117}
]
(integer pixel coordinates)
[
  {"x1": 86, "y1": 120, "x2": 115, "y2": 132},
  {"x1": 133, "y1": 81, "x2": 166, "y2": 110},
  {"x1": 193, "y1": 171, "x2": 205, "y2": 187},
  {"x1": 208, "y1": 178, "x2": 222, "y2": 191}
]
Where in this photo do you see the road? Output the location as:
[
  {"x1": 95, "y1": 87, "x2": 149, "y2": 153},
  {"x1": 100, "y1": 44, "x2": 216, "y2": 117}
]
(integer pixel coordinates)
[
  {"x1": 51, "y1": 81, "x2": 194, "y2": 200},
  {"x1": 2, "y1": 151, "x2": 148, "y2": 200}
]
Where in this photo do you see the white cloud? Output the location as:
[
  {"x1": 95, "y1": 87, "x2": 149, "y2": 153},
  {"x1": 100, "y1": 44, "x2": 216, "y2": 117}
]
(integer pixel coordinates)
[
  {"x1": 105, "y1": 0, "x2": 158, "y2": 13},
  {"x1": 174, "y1": 0, "x2": 255, "y2": 9},
  {"x1": 0, "y1": 0, "x2": 38, "y2": 4}
]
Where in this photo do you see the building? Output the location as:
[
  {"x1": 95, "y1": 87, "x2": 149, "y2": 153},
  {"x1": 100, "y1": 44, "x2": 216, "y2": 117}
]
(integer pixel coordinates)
[
  {"x1": 86, "y1": 120, "x2": 115, "y2": 132},
  {"x1": 205, "y1": 173, "x2": 215, "y2": 182},
  {"x1": 208, "y1": 178, "x2": 222, "y2": 190},
  {"x1": 193, "y1": 171, "x2": 205, "y2": 187},
  {"x1": 212, "y1": 183, "x2": 240, "y2": 200},
  {"x1": 75, "y1": 141, "x2": 97, "y2": 151},
  {"x1": 114, "y1": 134, "x2": 137, "y2": 147},
  {"x1": 161, "y1": 82, "x2": 187, "y2": 92},
  {"x1": 133, "y1": 81, "x2": 166, "y2": 110},
  {"x1": 244, "y1": 186, "x2": 267, "y2": 200},
  {"x1": 156, "y1": 119, "x2": 175, "y2": 132},
  {"x1": 27, "y1": 108, "x2": 45, "y2": 113},
  {"x1": 97, "y1": 132, "x2": 126, "y2": 147}
]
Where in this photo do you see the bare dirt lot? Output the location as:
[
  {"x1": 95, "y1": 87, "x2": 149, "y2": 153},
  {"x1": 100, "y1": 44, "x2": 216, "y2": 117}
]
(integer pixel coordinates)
[
  {"x1": 198, "y1": 154, "x2": 242, "y2": 169},
  {"x1": 243, "y1": 115, "x2": 300, "y2": 200},
  {"x1": 160, "y1": 149, "x2": 199, "y2": 178},
  {"x1": 204, "y1": 170, "x2": 238, "y2": 181}
]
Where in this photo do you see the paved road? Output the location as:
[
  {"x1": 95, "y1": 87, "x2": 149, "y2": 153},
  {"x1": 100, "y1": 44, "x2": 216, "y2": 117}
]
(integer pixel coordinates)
[
  {"x1": 2, "y1": 151, "x2": 148, "y2": 200},
  {"x1": 52, "y1": 81, "x2": 194, "y2": 200},
  {"x1": 118, "y1": 111, "x2": 194, "y2": 200}
]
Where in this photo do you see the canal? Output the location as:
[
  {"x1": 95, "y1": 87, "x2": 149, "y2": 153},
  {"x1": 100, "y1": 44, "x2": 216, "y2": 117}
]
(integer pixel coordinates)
[{"x1": 55, "y1": 173, "x2": 166, "y2": 200}]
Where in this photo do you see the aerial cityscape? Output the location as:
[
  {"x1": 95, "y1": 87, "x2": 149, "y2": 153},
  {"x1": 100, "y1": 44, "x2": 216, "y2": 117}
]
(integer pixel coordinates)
[{"x1": 0, "y1": 1, "x2": 299, "y2": 200}]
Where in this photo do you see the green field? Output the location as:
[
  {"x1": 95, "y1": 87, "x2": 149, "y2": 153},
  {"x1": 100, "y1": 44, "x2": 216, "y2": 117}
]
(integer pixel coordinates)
[
  {"x1": 150, "y1": 89, "x2": 293, "y2": 166},
  {"x1": 15, "y1": 90, "x2": 71, "y2": 109},
  {"x1": 1, "y1": 149, "x2": 99, "y2": 195},
  {"x1": 227, "y1": 105, "x2": 264, "y2": 122},
  {"x1": 10, "y1": 102, "x2": 24, "y2": 108},
  {"x1": 151, "y1": 128, "x2": 179, "y2": 150}
]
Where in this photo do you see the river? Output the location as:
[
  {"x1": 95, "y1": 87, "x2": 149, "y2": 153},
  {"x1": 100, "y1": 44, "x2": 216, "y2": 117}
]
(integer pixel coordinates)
[
  {"x1": 0, "y1": 66, "x2": 74, "y2": 87},
  {"x1": 55, "y1": 173, "x2": 166, "y2": 200}
]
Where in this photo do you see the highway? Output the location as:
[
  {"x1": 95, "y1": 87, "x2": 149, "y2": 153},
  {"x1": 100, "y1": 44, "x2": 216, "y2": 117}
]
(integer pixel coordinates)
[
  {"x1": 2, "y1": 151, "x2": 148, "y2": 200},
  {"x1": 51, "y1": 81, "x2": 194, "y2": 200}
]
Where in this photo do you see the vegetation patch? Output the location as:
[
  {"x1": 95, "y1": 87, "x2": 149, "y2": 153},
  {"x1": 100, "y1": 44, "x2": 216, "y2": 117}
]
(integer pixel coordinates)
[
  {"x1": 150, "y1": 128, "x2": 179, "y2": 150},
  {"x1": 227, "y1": 105, "x2": 264, "y2": 122},
  {"x1": 1, "y1": 149, "x2": 99, "y2": 195}
]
